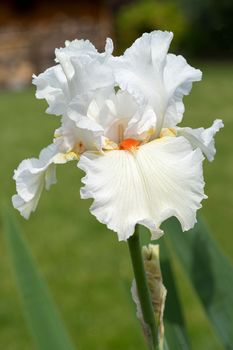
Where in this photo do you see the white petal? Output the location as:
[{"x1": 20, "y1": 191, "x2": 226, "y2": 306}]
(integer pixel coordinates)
[
  {"x1": 34, "y1": 39, "x2": 114, "y2": 117},
  {"x1": 125, "y1": 106, "x2": 157, "y2": 141},
  {"x1": 68, "y1": 86, "x2": 114, "y2": 122},
  {"x1": 12, "y1": 193, "x2": 42, "y2": 220},
  {"x1": 67, "y1": 89, "x2": 149, "y2": 148},
  {"x1": 13, "y1": 144, "x2": 57, "y2": 201},
  {"x1": 112, "y1": 31, "x2": 173, "y2": 108},
  {"x1": 54, "y1": 115, "x2": 104, "y2": 154},
  {"x1": 82, "y1": 59, "x2": 114, "y2": 92},
  {"x1": 55, "y1": 39, "x2": 97, "y2": 80},
  {"x1": 163, "y1": 54, "x2": 202, "y2": 127},
  {"x1": 88, "y1": 90, "x2": 156, "y2": 144},
  {"x1": 32, "y1": 65, "x2": 69, "y2": 115},
  {"x1": 104, "y1": 38, "x2": 114, "y2": 55},
  {"x1": 12, "y1": 144, "x2": 74, "y2": 219},
  {"x1": 112, "y1": 31, "x2": 201, "y2": 132},
  {"x1": 177, "y1": 119, "x2": 224, "y2": 161},
  {"x1": 54, "y1": 88, "x2": 117, "y2": 155},
  {"x1": 99, "y1": 90, "x2": 139, "y2": 143},
  {"x1": 78, "y1": 136, "x2": 206, "y2": 241},
  {"x1": 55, "y1": 38, "x2": 114, "y2": 95}
]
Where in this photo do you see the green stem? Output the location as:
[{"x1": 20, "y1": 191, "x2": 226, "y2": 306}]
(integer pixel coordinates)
[{"x1": 127, "y1": 225, "x2": 159, "y2": 350}]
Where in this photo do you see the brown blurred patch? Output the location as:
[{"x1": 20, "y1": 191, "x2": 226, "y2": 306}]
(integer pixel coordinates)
[{"x1": 0, "y1": 0, "x2": 113, "y2": 89}]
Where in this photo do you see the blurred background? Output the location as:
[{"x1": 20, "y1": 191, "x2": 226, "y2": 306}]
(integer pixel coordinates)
[
  {"x1": 0, "y1": 0, "x2": 232, "y2": 349},
  {"x1": 0, "y1": 0, "x2": 232, "y2": 89}
]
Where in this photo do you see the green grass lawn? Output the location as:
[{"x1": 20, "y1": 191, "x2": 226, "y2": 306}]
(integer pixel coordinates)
[{"x1": 0, "y1": 62, "x2": 232, "y2": 350}]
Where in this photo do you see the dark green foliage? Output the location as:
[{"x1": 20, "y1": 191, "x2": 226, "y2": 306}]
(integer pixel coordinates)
[
  {"x1": 179, "y1": 0, "x2": 233, "y2": 57},
  {"x1": 163, "y1": 216, "x2": 233, "y2": 349},
  {"x1": 160, "y1": 239, "x2": 191, "y2": 350},
  {"x1": 114, "y1": 0, "x2": 233, "y2": 57},
  {"x1": 3, "y1": 209, "x2": 76, "y2": 350},
  {"x1": 115, "y1": 0, "x2": 187, "y2": 54}
]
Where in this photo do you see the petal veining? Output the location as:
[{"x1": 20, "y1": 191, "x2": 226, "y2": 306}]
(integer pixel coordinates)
[{"x1": 78, "y1": 136, "x2": 206, "y2": 241}]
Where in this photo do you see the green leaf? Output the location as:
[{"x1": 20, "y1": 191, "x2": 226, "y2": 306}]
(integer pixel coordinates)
[
  {"x1": 160, "y1": 238, "x2": 191, "y2": 350},
  {"x1": 164, "y1": 216, "x2": 233, "y2": 349},
  {"x1": 163, "y1": 339, "x2": 170, "y2": 350},
  {"x1": 3, "y1": 209, "x2": 76, "y2": 350},
  {"x1": 139, "y1": 227, "x2": 191, "y2": 350}
]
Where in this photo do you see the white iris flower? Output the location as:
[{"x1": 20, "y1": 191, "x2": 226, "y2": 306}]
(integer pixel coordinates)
[{"x1": 12, "y1": 31, "x2": 223, "y2": 241}]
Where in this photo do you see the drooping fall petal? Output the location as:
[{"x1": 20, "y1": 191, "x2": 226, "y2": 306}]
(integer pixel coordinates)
[
  {"x1": 12, "y1": 144, "x2": 77, "y2": 219},
  {"x1": 78, "y1": 136, "x2": 206, "y2": 241},
  {"x1": 177, "y1": 119, "x2": 224, "y2": 161}
]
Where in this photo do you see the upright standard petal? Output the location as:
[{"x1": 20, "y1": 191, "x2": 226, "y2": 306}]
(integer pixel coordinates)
[
  {"x1": 55, "y1": 39, "x2": 98, "y2": 80},
  {"x1": 12, "y1": 144, "x2": 77, "y2": 219},
  {"x1": 112, "y1": 31, "x2": 173, "y2": 108},
  {"x1": 112, "y1": 31, "x2": 201, "y2": 133},
  {"x1": 97, "y1": 90, "x2": 140, "y2": 143},
  {"x1": 32, "y1": 65, "x2": 69, "y2": 116},
  {"x1": 177, "y1": 119, "x2": 224, "y2": 161},
  {"x1": 87, "y1": 89, "x2": 157, "y2": 145},
  {"x1": 163, "y1": 54, "x2": 202, "y2": 128},
  {"x1": 33, "y1": 38, "x2": 114, "y2": 116},
  {"x1": 55, "y1": 37, "x2": 114, "y2": 98},
  {"x1": 78, "y1": 136, "x2": 206, "y2": 241}
]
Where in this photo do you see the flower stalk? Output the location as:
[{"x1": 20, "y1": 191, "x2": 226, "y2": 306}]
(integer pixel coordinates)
[{"x1": 127, "y1": 225, "x2": 159, "y2": 350}]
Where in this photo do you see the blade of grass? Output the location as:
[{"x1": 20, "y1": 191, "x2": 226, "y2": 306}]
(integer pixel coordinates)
[
  {"x1": 163, "y1": 216, "x2": 233, "y2": 350},
  {"x1": 3, "y1": 209, "x2": 76, "y2": 350}
]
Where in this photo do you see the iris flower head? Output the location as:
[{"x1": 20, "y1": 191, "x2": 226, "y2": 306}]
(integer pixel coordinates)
[{"x1": 12, "y1": 31, "x2": 223, "y2": 241}]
